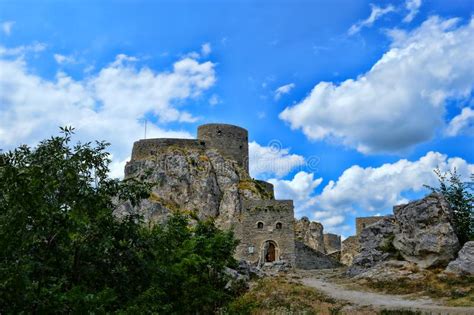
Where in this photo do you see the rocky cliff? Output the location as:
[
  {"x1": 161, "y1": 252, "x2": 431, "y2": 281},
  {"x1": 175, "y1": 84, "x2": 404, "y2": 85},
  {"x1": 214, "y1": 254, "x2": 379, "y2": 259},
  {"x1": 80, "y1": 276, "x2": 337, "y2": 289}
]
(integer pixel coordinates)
[{"x1": 118, "y1": 144, "x2": 271, "y2": 230}]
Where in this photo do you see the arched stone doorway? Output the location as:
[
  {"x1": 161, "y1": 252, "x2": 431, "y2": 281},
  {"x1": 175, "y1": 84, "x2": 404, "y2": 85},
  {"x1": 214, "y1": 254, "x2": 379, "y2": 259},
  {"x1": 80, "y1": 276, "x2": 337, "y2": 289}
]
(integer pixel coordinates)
[
  {"x1": 261, "y1": 240, "x2": 279, "y2": 264},
  {"x1": 266, "y1": 242, "x2": 276, "y2": 262}
]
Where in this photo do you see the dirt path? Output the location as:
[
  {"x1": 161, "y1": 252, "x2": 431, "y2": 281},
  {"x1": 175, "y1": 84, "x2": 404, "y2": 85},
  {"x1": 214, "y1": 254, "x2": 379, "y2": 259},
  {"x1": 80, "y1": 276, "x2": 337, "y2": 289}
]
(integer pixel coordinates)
[{"x1": 298, "y1": 271, "x2": 474, "y2": 315}]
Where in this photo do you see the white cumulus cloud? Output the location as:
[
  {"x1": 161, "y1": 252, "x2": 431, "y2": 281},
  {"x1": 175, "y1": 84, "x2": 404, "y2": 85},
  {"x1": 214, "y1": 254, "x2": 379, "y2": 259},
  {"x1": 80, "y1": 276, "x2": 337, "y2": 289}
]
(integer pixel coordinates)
[
  {"x1": 348, "y1": 4, "x2": 395, "y2": 35},
  {"x1": 274, "y1": 83, "x2": 295, "y2": 100},
  {"x1": 281, "y1": 17, "x2": 474, "y2": 154},
  {"x1": 249, "y1": 141, "x2": 305, "y2": 178},
  {"x1": 316, "y1": 151, "x2": 474, "y2": 214},
  {"x1": 445, "y1": 107, "x2": 474, "y2": 137},
  {"x1": 269, "y1": 152, "x2": 473, "y2": 235},
  {"x1": 403, "y1": 0, "x2": 422, "y2": 23},
  {"x1": 0, "y1": 47, "x2": 216, "y2": 178},
  {"x1": 321, "y1": 152, "x2": 473, "y2": 233},
  {"x1": 268, "y1": 171, "x2": 323, "y2": 215}
]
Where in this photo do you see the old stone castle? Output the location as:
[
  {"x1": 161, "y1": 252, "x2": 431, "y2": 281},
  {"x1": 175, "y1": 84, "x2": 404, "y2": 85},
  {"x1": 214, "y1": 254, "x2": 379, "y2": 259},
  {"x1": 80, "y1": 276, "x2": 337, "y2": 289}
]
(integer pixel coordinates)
[
  {"x1": 120, "y1": 122, "x2": 472, "y2": 277},
  {"x1": 121, "y1": 123, "x2": 339, "y2": 268}
]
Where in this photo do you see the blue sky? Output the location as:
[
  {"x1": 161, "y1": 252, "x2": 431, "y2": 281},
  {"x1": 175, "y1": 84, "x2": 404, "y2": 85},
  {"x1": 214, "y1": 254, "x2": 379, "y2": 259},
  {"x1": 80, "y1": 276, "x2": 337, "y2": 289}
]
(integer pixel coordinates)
[{"x1": 1, "y1": 0, "x2": 473, "y2": 237}]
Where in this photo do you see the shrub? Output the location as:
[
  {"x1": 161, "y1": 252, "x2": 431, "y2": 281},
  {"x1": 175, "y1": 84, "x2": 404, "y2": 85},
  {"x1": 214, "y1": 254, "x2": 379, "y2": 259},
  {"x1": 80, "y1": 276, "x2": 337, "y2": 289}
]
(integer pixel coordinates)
[
  {"x1": 426, "y1": 169, "x2": 474, "y2": 246},
  {"x1": 0, "y1": 128, "x2": 239, "y2": 314}
]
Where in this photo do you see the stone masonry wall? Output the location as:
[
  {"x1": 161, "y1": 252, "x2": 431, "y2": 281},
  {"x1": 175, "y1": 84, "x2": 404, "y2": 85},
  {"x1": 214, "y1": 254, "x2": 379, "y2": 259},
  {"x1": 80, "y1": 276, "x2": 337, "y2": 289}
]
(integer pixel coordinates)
[
  {"x1": 356, "y1": 216, "x2": 389, "y2": 236},
  {"x1": 323, "y1": 233, "x2": 341, "y2": 254},
  {"x1": 197, "y1": 124, "x2": 249, "y2": 173},
  {"x1": 295, "y1": 241, "x2": 341, "y2": 270},
  {"x1": 254, "y1": 180, "x2": 275, "y2": 199},
  {"x1": 236, "y1": 199, "x2": 296, "y2": 266},
  {"x1": 130, "y1": 138, "x2": 205, "y2": 161}
]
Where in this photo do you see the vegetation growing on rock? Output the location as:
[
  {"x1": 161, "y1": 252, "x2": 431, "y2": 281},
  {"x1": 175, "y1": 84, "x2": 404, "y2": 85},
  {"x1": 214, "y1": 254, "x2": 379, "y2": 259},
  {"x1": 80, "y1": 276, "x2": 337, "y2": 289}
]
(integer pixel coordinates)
[{"x1": 426, "y1": 169, "x2": 474, "y2": 246}]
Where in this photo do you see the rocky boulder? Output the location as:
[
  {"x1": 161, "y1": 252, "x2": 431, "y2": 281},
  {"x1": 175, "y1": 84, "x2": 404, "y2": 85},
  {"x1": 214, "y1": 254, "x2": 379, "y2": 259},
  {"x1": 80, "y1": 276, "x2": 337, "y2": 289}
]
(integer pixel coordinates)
[
  {"x1": 354, "y1": 260, "x2": 424, "y2": 282},
  {"x1": 445, "y1": 241, "x2": 474, "y2": 276},
  {"x1": 295, "y1": 217, "x2": 325, "y2": 253},
  {"x1": 393, "y1": 194, "x2": 460, "y2": 268},
  {"x1": 347, "y1": 216, "x2": 398, "y2": 276}
]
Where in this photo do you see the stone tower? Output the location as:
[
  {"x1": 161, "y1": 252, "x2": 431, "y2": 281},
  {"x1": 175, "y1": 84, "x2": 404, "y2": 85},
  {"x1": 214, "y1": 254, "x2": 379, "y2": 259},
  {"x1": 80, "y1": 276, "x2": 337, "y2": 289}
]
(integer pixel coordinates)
[{"x1": 197, "y1": 123, "x2": 249, "y2": 173}]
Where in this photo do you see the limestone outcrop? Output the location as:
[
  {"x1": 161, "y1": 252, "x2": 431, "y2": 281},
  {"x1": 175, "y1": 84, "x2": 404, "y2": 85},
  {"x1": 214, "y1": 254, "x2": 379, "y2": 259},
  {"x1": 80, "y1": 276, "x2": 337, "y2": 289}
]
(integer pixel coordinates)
[
  {"x1": 348, "y1": 194, "x2": 461, "y2": 276},
  {"x1": 121, "y1": 146, "x2": 270, "y2": 230},
  {"x1": 354, "y1": 260, "x2": 424, "y2": 281},
  {"x1": 445, "y1": 241, "x2": 474, "y2": 276},
  {"x1": 295, "y1": 217, "x2": 325, "y2": 253},
  {"x1": 348, "y1": 217, "x2": 398, "y2": 276},
  {"x1": 119, "y1": 124, "x2": 304, "y2": 268},
  {"x1": 393, "y1": 194, "x2": 460, "y2": 268}
]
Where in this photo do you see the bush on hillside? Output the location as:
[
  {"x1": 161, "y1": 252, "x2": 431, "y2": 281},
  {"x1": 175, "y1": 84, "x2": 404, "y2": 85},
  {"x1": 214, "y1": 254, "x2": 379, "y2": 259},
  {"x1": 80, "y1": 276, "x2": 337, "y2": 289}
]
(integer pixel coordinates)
[{"x1": 0, "y1": 128, "x2": 239, "y2": 314}]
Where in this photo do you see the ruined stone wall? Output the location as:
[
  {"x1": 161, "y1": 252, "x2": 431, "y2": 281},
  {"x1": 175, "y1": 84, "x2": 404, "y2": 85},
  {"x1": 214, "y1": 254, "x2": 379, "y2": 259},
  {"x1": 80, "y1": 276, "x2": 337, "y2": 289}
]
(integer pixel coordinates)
[
  {"x1": 295, "y1": 217, "x2": 325, "y2": 253},
  {"x1": 130, "y1": 138, "x2": 205, "y2": 161},
  {"x1": 356, "y1": 216, "x2": 389, "y2": 236},
  {"x1": 197, "y1": 124, "x2": 249, "y2": 173},
  {"x1": 295, "y1": 241, "x2": 341, "y2": 270},
  {"x1": 323, "y1": 233, "x2": 341, "y2": 254},
  {"x1": 341, "y1": 236, "x2": 360, "y2": 266},
  {"x1": 236, "y1": 199, "x2": 295, "y2": 266},
  {"x1": 254, "y1": 180, "x2": 275, "y2": 199}
]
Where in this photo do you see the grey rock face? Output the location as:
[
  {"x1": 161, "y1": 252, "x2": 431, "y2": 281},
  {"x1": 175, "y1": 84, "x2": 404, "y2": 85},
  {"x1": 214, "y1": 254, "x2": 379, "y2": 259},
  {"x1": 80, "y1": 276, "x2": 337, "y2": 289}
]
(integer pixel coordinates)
[
  {"x1": 260, "y1": 260, "x2": 292, "y2": 276},
  {"x1": 295, "y1": 217, "x2": 325, "y2": 253},
  {"x1": 124, "y1": 146, "x2": 269, "y2": 230},
  {"x1": 354, "y1": 260, "x2": 424, "y2": 281},
  {"x1": 348, "y1": 194, "x2": 462, "y2": 277},
  {"x1": 236, "y1": 260, "x2": 265, "y2": 279},
  {"x1": 347, "y1": 217, "x2": 398, "y2": 276},
  {"x1": 393, "y1": 194, "x2": 460, "y2": 268},
  {"x1": 445, "y1": 241, "x2": 474, "y2": 275}
]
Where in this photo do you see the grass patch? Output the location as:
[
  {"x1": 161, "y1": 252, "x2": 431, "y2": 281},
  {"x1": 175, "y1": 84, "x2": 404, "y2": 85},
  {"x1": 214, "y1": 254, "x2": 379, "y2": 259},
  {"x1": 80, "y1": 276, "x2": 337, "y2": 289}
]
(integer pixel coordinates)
[
  {"x1": 238, "y1": 179, "x2": 273, "y2": 200},
  {"x1": 225, "y1": 277, "x2": 348, "y2": 314}
]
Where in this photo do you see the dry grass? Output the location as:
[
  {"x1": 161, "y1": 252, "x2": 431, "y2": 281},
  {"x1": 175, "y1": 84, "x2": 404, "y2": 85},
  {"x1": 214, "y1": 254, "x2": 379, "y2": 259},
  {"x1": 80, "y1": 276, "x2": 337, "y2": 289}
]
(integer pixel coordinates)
[
  {"x1": 359, "y1": 270, "x2": 474, "y2": 307},
  {"x1": 225, "y1": 277, "x2": 366, "y2": 315}
]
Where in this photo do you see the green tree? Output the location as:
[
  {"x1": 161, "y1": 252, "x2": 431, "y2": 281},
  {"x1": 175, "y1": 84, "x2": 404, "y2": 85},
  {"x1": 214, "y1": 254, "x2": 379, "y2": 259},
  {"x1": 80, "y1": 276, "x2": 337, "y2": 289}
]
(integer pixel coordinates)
[
  {"x1": 427, "y1": 168, "x2": 474, "y2": 246},
  {"x1": 0, "y1": 128, "x2": 239, "y2": 314}
]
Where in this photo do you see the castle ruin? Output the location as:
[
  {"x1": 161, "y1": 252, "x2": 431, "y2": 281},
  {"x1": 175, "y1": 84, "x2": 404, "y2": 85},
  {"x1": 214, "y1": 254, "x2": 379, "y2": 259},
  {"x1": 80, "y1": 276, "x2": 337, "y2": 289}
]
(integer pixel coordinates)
[
  {"x1": 341, "y1": 215, "x2": 390, "y2": 266},
  {"x1": 123, "y1": 123, "x2": 340, "y2": 269}
]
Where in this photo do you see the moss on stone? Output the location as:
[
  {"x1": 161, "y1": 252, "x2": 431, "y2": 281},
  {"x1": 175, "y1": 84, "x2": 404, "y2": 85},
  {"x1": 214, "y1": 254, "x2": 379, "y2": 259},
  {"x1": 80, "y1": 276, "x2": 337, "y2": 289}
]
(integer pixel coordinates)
[
  {"x1": 238, "y1": 179, "x2": 273, "y2": 200},
  {"x1": 149, "y1": 193, "x2": 181, "y2": 212},
  {"x1": 199, "y1": 155, "x2": 209, "y2": 162}
]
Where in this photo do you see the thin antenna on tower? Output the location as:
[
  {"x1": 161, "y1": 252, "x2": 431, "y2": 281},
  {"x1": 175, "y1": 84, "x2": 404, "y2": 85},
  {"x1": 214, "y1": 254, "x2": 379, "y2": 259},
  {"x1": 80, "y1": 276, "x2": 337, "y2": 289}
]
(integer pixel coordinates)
[{"x1": 144, "y1": 119, "x2": 147, "y2": 139}]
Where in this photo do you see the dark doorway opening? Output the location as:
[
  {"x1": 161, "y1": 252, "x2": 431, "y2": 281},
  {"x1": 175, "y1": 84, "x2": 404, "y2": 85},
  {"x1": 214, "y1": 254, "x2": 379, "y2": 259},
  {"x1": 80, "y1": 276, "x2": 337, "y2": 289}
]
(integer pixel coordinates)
[{"x1": 265, "y1": 242, "x2": 276, "y2": 262}]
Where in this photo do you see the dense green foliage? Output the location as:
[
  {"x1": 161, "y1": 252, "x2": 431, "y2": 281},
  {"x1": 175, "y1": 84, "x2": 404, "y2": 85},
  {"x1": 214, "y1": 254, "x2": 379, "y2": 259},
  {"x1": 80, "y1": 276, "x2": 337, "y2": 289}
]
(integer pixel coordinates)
[
  {"x1": 428, "y1": 169, "x2": 474, "y2": 245},
  {"x1": 0, "y1": 128, "x2": 239, "y2": 314}
]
